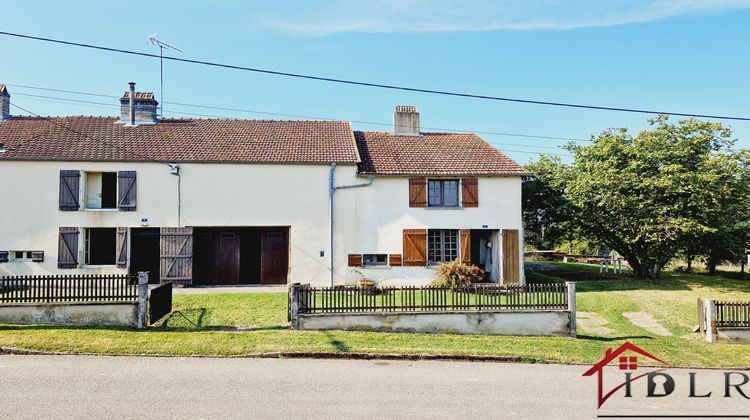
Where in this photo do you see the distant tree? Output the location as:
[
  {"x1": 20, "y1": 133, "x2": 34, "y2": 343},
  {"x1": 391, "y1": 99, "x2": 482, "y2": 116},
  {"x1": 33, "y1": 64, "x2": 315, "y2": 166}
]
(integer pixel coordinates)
[{"x1": 525, "y1": 116, "x2": 749, "y2": 279}]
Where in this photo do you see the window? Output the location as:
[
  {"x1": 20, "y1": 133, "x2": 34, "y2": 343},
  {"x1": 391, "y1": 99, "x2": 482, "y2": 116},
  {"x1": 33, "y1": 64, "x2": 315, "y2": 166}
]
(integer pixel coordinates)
[
  {"x1": 427, "y1": 229, "x2": 459, "y2": 264},
  {"x1": 85, "y1": 172, "x2": 117, "y2": 209},
  {"x1": 84, "y1": 228, "x2": 116, "y2": 265},
  {"x1": 363, "y1": 254, "x2": 388, "y2": 266},
  {"x1": 9, "y1": 251, "x2": 33, "y2": 261},
  {"x1": 428, "y1": 180, "x2": 459, "y2": 207}
]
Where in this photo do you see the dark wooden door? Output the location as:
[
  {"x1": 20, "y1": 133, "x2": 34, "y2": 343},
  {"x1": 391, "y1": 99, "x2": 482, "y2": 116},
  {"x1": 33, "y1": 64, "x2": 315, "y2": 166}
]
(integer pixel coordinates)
[
  {"x1": 216, "y1": 230, "x2": 240, "y2": 285},
  {"x1": 261, "y1": 228, "x2": 289, "y2": 285}
]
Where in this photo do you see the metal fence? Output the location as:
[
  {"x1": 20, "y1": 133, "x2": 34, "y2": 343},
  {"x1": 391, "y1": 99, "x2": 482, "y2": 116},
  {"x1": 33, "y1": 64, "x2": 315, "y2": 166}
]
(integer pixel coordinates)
[
  {"x1": 0, "y1": 274, "x2": 138, "y2": 304},
  {"x1": 292, "y1": 283, "x2": 570, "y2": 315},
  {"x1": 149, "y1": 281, "x2": 173, "y2": 325},
  {"x1": 716, "y1": 301, "x2": 750, "y2": 328}
]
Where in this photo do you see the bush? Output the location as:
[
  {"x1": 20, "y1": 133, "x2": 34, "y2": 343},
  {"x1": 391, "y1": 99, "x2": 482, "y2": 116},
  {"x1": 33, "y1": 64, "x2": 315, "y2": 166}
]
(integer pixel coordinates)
[{"x1": 434, "y1": 260, "x2": 485, "y2": 286}]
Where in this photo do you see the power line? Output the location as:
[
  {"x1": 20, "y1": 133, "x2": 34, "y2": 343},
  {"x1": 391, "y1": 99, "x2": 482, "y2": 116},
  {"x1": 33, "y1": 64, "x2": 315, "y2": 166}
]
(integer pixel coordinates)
[
  {"x1": 7, "y1": 84, "x2": 590, "y2": 143},
  {"x1": 1, "y1": 31, "x2": 748, "y2": 122}
]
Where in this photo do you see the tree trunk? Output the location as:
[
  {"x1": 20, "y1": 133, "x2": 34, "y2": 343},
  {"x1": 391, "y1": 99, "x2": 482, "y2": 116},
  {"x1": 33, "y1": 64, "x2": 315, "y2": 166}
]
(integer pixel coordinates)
[
  {"x1": 707, "y1": 256, "x2": 718, "y2": 276},
  {"x1": 686, "y1": 254, "x2": 693, "y2": 271}
]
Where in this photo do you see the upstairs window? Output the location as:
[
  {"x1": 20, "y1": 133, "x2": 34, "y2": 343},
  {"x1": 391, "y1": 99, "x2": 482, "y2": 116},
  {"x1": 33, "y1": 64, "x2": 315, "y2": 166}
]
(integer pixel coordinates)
[
  {"x1": 428, "y1": 229, "x2": 459, "y2": 264},
  {"x1": 428, "y1": 180, "x2": 459, "y2": 207},
  {"x1": 85, "y1": 172, "x2": 117, "y2": 209}
]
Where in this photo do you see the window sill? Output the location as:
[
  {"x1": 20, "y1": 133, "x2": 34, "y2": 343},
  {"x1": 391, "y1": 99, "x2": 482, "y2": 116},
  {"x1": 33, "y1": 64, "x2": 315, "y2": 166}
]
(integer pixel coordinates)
[
  {"x1": 83, "y1": 208, "x2": 119, "y2": 212},
  {"x1": 425, "y1": 206, "x2": 464, "y2": 210},
  {"x1": 362, "y1": 265, "x2": 391, "y2": 270},
  {"x1": 81, "y1": 265, "x2": 118, "y2": 269}
]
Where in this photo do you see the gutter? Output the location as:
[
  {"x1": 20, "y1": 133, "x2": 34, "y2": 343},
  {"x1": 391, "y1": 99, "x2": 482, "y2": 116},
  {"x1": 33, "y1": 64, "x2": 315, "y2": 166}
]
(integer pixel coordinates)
[{"x1": 329, "y1": 163, "x2": 374, "y2": 287}]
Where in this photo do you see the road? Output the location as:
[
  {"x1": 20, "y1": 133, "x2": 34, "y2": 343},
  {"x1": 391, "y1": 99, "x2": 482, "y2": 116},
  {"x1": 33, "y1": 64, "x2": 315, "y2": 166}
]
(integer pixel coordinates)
[{"x1": 0, "y1": 355, "x2": 748, "y2": 419}]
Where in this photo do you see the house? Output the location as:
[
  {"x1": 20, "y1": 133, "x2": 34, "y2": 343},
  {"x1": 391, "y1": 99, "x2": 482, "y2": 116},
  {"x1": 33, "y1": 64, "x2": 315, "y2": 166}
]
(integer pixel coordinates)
[{"x1": 0, "y1": 83, "x2": 527, "y2": 287}]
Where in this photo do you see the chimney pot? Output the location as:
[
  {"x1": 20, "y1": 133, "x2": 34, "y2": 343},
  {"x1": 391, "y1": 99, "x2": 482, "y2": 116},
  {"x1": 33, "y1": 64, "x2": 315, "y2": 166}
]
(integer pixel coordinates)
[
  {"x1": 0, "y1": 84, "x2": 10, "y2": 121},
  {"x1": 394, "y1": 105, "x2": 420, "y2": 135}
]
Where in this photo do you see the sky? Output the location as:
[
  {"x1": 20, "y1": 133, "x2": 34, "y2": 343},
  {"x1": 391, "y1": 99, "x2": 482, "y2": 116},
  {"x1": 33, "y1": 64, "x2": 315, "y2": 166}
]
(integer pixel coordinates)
[{"x1": 1, "y1": 0, "x2": 749, "y2": 164}]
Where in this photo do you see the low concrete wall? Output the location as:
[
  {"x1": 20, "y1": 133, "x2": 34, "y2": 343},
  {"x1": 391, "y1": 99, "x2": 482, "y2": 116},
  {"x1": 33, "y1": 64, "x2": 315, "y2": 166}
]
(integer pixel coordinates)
[
  {"x1": 0, "y1": 302, "x2": 139, "y2": 327},
  {"x1": 719, "y1": 328, "x2": 750, "y2": 342},
  {"x1": 296, "y1": 310, "x2": 572, "y2": 336}
]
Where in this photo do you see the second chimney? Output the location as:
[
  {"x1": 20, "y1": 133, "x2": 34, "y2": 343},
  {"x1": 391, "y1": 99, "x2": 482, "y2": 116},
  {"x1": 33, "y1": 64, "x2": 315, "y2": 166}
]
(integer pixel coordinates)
[
  {"x1": 119, "y1": 82, "x2": 158, "y2": 125},
  {"x1": 394, "y1": 105, "x2": 420, "y2": 135},
  {"x1": 0, "y1": 84, "x2": 10, "y2": 121}
]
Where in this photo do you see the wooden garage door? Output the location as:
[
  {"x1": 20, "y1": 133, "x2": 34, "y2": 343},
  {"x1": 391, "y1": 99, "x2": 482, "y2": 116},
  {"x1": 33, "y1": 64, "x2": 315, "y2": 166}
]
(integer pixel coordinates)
[
  {"x1": 261, "y1": 228, "x2": 289, "y2": 285},
  {"x1": 160, "y1": 227, "x2": 193, "y2": 286},
  {"x1": 502, "y1": 229, "x2": 520, "y2": 284}
]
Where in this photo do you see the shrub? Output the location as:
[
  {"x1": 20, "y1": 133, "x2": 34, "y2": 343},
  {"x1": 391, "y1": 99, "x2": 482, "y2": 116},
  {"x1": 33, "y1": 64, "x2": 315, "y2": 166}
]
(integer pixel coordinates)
[{"x1": 434, "y1": 260, "x2": 485, "y2": 287}]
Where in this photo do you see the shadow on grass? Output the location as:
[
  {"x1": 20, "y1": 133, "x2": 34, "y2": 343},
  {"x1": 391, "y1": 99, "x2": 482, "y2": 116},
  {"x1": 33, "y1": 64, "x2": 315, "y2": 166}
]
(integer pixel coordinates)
[
  {"x1": 324, "y1": 331, "x2": 350, "y2": 352},
  {"x1": 576, "y1": 334, "x2": 655, "y2": 342}
]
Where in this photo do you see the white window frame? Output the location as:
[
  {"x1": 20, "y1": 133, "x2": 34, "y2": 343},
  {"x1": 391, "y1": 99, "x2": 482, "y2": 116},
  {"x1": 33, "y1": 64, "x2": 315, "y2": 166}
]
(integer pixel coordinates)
[
  {"x1": 82, "y1": 227, "x2": 117, "y2": 267},
  {"x1": 82, "y1": 171, "x2": 119, "y2": 211},
  {"x1": 8, "y1": 250, "x2": 33, "y2": 262}
]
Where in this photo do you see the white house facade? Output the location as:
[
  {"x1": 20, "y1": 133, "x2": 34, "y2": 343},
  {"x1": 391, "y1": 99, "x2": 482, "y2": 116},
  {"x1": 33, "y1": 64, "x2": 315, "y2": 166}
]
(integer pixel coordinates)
[{"x1": 0, "y1": 84, "x2": 527, "y2": 287}]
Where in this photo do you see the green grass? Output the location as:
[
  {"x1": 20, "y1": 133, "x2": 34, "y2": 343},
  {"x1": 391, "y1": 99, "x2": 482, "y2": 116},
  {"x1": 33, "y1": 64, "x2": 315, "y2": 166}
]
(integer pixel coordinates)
[{"x1": 1, "y1": 263, "x2": 749, "y2": 367}]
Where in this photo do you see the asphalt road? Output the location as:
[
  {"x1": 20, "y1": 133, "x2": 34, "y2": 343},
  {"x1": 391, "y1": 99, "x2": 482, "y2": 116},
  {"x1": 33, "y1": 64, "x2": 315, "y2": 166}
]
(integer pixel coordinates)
[{"x1": 0, "y1": 355, "x2": 748, "y2": 419}]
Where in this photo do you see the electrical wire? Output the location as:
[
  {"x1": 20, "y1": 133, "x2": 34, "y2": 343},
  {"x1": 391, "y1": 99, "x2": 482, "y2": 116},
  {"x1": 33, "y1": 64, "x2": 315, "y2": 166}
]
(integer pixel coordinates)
[{"x1": 1, "y1": 31, "x2": 748, "y2": 121}]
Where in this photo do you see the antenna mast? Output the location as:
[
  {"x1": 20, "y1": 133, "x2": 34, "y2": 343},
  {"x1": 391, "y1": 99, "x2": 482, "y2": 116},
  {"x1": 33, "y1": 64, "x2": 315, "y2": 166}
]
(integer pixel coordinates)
[{"x1": 147, "y1": 34, "x2": 183, "y2": 118}]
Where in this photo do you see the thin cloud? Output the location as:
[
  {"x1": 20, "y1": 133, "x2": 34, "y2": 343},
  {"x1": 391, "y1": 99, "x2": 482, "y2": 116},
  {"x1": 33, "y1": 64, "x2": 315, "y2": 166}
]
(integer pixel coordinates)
[{"x1": 249, "y1": 0, "x2": 750, "y2": 36}]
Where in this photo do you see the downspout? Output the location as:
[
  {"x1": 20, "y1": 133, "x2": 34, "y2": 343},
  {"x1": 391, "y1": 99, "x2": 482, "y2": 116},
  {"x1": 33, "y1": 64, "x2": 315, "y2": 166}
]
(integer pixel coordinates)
[{"x1": 329, "y1": 163, "x2": 374, "y2": 287}]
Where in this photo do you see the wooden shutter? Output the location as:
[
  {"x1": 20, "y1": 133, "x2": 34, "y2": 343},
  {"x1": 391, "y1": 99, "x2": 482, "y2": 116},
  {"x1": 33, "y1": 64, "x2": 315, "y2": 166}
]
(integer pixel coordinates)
[
  {"x1": 348, "y1": 254, "x2": 363, "y2": 267},
  {"x1": 116, "y1": 227, "x2": 129, "y2": 268},
  {"x1": 388, "y1": 254, "x2": 402, "y2": 266},
  {"x1": 461, "y1": 178, "x2": 478, "y2": 207},
  {"x1": 403, "y1": 229, "x2": 428, "y2": 266},
  {"x1": 31, "y1": 251, "x2": 44, "y2": 262},
  {"x1": 57, "y1": 227, "x2": 79, "y2": 268},
  {"x1": 460, "y1": 229, "x2": 471, "y2": 265},
  {"x1": 117, "y1": 171, "x2": 137, "y2": 211},
  {"x1": 0, "y1": 251, "x2": 8, "y2": 263},
  {"x1": 408, "y1": 178, "x2": 427, "y2": 207},
  {"x1": 59, "y1": 170, "x2": 81, "y2": 211},
  {"x1": 160, "y1": 227, "x2": 193, "y2": 285},
  {"x1": 502, "y1": 229, "x2": 520, "y2": 284}
]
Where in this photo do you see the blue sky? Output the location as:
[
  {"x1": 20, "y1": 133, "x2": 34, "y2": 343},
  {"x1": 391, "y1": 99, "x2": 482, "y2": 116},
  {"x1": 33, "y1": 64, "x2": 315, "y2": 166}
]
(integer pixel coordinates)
[{"x1": 1, "y1": 0, "x2": 749, "y2": 163}]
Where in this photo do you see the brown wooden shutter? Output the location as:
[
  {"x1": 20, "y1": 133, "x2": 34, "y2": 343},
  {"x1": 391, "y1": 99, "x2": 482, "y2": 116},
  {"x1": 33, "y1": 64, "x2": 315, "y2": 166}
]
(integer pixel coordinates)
[
  {"x1": 408, "y1": 178, "x2": 427, "y2": 207},
  {"x1": 502, "y1": 229, "x2": 520, "y2": 284},
  {"x1": 31, "y1": 251, "x2": 44, "y2": 262},
  {"x1": 461, "y1": 178, "x2": 478, "y2": 207},
  {"x1": 403, "y1": 229, "x2": 428, "y2": 266},
  {"x1": 388, "y1": 254, "x2": 402, "y2": 266},
  {"x1": 348, "y1": 254, "x2": 363, "y2": 267},
  {"x1": 460, "y1": 229, "x2": 471, "y2": 265},
  {"x1": 0, "y1": 251, "x2": 8, "y2": 263},
  {"x1": 117, "y1": 171, "x2": 137, "y2": 211},
  {"x1": 116, "y1": 227, "x2": 129, "y2": 268},
  {"x1": 59, "y1": 170, "x2": 81, "y2": 211},
  {"x1": 57, "y1": 227, "x2": 79, "y2": 268},
  {"x1": 160, "y1": 227, "x2": 193, "y2": 285}
]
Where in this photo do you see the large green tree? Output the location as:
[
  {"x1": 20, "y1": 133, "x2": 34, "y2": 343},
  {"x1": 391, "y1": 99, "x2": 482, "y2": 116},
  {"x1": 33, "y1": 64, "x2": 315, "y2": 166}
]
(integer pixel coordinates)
[{"x1": 526, "y1": 116, "x2": 750, "y2": 279}]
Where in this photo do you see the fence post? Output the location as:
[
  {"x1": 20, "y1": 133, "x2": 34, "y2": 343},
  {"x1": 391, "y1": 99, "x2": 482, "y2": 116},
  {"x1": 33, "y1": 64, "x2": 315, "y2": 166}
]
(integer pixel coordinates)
[
  {"x1": 566, "y1": 282, "x2": 577, "y2": 338},
  {"x1": 289, "y1": 283, "x2": 300, "y2": 329},
  {"x1": 705, "y1": 299, "x2": 717, "y2": 343},
  {"x1": 137, "y1": 272, "x2": 149, "y2": 329}
]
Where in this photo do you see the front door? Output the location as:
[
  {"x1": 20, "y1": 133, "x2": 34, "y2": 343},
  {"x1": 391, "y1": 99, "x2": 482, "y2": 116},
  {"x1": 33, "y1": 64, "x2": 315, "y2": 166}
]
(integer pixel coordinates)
[{"x1": 260, "y1": 228, "x2": 289, "y2": 285}]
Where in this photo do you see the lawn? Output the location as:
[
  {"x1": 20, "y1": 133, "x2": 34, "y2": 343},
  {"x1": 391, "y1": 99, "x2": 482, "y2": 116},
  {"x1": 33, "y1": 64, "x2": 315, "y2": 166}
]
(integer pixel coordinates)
[{"x1": 1, "y1": 263, "x2": 749, "y2": 368}]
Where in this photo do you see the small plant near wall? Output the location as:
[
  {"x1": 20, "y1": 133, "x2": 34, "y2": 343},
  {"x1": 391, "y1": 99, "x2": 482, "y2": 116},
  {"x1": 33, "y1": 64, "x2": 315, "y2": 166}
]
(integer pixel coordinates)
[
  {"x1": 350, "y1": 268, "x2": 382, "y2": 295},
  {"x1": 434, "y1": 260, "x2": 485, "y2": 287}
]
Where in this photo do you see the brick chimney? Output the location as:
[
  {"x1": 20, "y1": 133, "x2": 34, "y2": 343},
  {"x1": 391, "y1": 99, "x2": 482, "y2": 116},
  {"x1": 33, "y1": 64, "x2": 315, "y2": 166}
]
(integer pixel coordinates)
[
  {"x1": 0, "y1": 84, "x2": 10, "y2": 121},
  {"x1": 394, "y1": 105, "x2": 420, "y2": 135},
  {"x1": 119, "y1": 82, "x2": 158, "y2": 125}
]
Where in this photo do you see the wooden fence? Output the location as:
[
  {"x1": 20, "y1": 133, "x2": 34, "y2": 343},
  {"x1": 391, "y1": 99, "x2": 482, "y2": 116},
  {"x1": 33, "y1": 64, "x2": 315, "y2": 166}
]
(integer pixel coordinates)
[
  {"x1": 292, "y1": 283, "x2": 569, "y2": 315},
  {"x1": 0, "y1": 274, "x2": 138, "y2": 304},
  {"x1": 716, "y1": 301, "x2": 750, "y2": 328}
]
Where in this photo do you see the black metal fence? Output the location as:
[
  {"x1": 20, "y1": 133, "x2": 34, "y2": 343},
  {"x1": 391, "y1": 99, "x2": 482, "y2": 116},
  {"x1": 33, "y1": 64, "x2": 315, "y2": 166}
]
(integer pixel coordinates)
[
  {"x1": 149, "y1": 282, "x2": 173, "y2": 325},
  {"x1": 292, "y1": 283, "x2": 570, "y2": 315},
  {"x1": 716, "y1": 301, "x2": 750, "y2": 328},
  {"x1": 0, "y1": 274, "x2": 138, "y2": 304}
]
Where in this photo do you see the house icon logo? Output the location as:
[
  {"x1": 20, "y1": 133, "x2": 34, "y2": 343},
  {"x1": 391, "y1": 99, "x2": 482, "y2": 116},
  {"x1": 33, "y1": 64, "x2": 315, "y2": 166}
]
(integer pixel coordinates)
[{"x1": 582, "y1": 342, "x2": 671, "y2": 408}]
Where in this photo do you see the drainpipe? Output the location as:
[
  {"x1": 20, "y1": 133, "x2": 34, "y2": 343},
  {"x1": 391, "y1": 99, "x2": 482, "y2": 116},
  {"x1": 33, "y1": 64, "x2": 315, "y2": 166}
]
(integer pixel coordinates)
[{"x1": 329, "y1": 163, "x2": 374, "y2": 287}]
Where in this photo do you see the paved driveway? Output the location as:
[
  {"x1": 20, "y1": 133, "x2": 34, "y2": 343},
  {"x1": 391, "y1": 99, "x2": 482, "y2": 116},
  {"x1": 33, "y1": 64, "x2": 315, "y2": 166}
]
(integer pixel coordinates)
[{"x1": 0, "y1": 355, "x2": 748, "y2": 419}]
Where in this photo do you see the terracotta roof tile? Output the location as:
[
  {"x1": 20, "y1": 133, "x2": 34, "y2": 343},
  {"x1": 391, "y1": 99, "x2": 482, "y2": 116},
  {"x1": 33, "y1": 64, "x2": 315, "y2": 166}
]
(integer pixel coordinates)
[
  {"x1": 355, "y1": 131, "x2": 527, "y2": 176},
  {"x1": 0, "y1": 116, "x2": 360, "y2": 164}
]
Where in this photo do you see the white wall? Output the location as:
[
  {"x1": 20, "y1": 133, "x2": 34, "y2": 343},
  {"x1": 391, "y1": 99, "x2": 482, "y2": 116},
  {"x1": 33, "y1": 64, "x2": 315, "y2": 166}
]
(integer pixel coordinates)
[
  {"x1": 348, "y1": 176, "x2": 524, "y2": 285},
  {"x1": 0, "y1": 160, "x2": 360, "y2": 286}
]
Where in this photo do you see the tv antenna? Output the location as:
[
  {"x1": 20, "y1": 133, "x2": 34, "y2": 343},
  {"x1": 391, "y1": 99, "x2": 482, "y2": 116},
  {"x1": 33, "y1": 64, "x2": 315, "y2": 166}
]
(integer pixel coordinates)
[{"x1": 147, "y1": 33, "x2": 183, "y2": 118}]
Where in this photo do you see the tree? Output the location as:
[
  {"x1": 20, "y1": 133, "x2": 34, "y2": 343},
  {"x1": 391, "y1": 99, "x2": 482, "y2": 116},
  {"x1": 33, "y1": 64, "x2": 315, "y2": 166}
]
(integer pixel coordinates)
[{"x1": 526, "y1": 116, "x2": 749, "y2": 279}]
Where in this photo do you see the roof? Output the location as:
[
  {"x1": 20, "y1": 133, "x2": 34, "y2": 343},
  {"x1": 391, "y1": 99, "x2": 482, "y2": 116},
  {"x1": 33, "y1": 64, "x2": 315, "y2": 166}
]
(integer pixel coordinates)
[
  {"x1": 355, "y1": 131, "x2": 527, "y2": 176},
  {"x1": 581, "y1": 342, "x2": 669, "y2": 376},
  {"x1": 0, "y1": 116, "x2": 360, "y2": 164}
]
